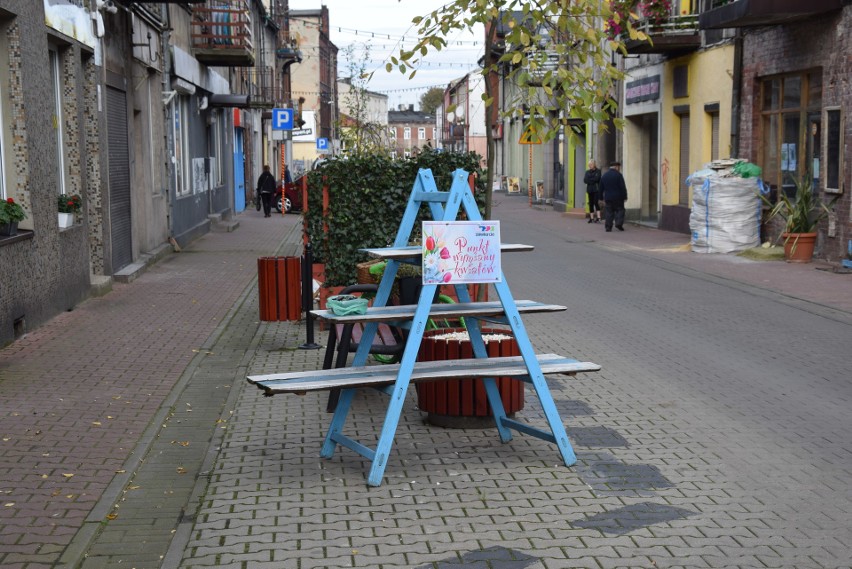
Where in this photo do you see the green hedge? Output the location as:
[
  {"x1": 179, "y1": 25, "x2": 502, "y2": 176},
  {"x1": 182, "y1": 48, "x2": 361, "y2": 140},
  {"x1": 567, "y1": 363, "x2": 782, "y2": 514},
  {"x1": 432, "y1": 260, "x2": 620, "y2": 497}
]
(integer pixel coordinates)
[{"x1": 305, "y1": 149, "x2": 487, "y2": 286}]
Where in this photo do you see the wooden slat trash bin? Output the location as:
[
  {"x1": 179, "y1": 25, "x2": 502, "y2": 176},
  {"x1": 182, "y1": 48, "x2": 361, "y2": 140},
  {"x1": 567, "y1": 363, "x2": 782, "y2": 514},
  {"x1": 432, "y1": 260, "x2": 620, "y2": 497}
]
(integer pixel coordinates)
[
  {"x1": 416, "y1": 327, "x2": 524, "y2": 428},
  {"x1": 257, "y1": 256, "x2": 302, "y2": 321}
]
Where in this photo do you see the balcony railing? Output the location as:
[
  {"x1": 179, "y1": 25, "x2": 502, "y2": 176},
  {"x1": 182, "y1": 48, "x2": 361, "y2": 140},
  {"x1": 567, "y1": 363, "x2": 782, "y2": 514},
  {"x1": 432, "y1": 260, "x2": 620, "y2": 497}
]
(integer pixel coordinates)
[
  {"x1": 523, "y1": 50, "x2": 560, "y2": 86},
  {"x1": 276, "y1": 30, "x2": 303, "y2": 65},
  {"x1": 248, "y1": 67, "x2": 278, "y2": 108},
  {"x1": 698, "y1": 0, "x2": 844, "y2": 29},
  {"x1": 623, "y1": 12, "x2": 701, "y2": 55},
  {"x1": 191, "y1": 0, "x2": 255, "y2": 67}
]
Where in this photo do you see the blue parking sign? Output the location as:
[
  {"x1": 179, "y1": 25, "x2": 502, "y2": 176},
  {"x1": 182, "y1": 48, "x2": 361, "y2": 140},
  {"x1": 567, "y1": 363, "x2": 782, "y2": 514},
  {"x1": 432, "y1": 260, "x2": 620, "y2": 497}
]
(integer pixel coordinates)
[
  {"x1": 316, "y1": 138, "x2": 329, "y2": 151},
  {"x1": 272, "y1": 108, "x2": 293, "y2": 130}
]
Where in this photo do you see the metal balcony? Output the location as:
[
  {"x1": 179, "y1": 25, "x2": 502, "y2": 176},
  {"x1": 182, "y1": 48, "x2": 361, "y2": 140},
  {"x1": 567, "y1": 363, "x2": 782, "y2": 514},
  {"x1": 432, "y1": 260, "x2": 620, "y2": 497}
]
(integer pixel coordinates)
[
  {"x1": 523, "y1": 50, "x2": 560, "y2": 86},
  {"x1": 191, "y1": 0, "x2": 255, "y2": 67},
  {"x1": 276, "y1": 30, "x2": 303, "y2": 66},
  {"x1": 698, "y1": 0, "x2": 843, "y2": 29},
  {"x1": 623, "y1": 13, "x2": 701, "y2": 55}
]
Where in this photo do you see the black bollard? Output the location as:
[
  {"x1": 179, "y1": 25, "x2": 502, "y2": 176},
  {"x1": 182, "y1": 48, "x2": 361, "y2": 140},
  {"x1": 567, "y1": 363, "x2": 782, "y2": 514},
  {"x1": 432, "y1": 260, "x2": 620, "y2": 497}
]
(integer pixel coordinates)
[{"x1": 299, "y1": 241, "x2": 322, "y2": 350}]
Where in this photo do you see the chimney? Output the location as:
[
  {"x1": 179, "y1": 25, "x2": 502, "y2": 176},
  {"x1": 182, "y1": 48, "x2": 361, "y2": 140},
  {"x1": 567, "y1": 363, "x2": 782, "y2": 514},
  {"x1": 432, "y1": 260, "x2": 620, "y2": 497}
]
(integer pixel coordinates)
[
  {"x1": 409, "y1": 104, "x2": 414, "y2": 111},
  {"x1": 398, "y1": 104, "x2": 407, "y2": 111}
]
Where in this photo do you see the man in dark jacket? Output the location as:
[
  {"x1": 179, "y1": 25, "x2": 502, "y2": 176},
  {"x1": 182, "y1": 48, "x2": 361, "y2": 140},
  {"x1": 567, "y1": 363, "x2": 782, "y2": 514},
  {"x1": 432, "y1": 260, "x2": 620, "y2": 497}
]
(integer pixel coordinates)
[
  {"x1": 599, "y1": 161, "x2": 628, "y2": 232},
  {"x1": 256, "y1": 164, "x2": 277, "y2": 217}
]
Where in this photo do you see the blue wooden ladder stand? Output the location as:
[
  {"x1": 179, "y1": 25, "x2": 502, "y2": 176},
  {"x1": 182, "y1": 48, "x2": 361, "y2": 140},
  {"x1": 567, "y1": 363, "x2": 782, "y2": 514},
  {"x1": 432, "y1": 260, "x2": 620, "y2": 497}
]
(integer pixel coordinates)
[{"x1": 248, "y1": 168, "x2": 601, "y2": 487}]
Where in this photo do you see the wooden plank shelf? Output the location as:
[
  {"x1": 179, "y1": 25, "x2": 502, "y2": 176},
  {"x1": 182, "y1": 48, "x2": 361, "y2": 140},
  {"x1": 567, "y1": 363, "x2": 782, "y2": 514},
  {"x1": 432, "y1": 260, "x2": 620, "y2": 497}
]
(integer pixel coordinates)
[
  {"x1": 311, "y1": 299, "x2": 566, "y2": 324},
  {"x1": 247, "y1": 167, "x2": 602, "y2": 486},
  {"x1": 248, "y1": 354, "x2": 601, "y2": 394}
]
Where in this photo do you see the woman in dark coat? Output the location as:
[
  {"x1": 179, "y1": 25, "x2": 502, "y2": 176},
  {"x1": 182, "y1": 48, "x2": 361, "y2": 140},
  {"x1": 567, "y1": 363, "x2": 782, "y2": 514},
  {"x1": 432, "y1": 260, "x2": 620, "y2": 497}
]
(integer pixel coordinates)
[{"x1": 583, "y1": 159, "x2": 602, "y2": 223}]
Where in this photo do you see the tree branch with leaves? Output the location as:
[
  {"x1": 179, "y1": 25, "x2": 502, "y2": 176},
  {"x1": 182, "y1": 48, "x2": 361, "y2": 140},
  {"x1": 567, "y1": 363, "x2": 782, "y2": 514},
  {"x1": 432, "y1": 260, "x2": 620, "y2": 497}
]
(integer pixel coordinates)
[{"x1": 391, "y1": 0, "x2": 646, "y2": 218}]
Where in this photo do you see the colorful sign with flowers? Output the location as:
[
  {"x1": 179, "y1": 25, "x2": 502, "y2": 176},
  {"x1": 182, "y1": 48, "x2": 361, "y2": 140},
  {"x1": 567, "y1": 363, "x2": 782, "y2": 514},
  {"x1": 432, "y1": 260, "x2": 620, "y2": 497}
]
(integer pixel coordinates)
[{"x1": 421, "y1": 221, "x2": 502, "y2": 285}]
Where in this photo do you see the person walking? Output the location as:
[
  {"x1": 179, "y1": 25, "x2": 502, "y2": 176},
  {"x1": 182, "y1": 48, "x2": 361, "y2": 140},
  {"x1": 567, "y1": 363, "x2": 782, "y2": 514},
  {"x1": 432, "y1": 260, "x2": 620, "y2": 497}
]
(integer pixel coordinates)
[
  {"x1": 583, "y1": 159, "x2": 602, "y2": 223},
  {"x1": 256, "y1": 164, "x2": 277, "y2": 218},
  {"x1": 599, "y1": 161, "x2": 628, "y2": 232}
]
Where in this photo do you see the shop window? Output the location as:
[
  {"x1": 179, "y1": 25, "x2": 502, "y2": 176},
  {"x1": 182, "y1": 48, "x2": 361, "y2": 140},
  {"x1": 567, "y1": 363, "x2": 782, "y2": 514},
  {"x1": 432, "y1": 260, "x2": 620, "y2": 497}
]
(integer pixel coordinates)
[
  {"x1": 172, "y1": 95, "x2": 191, "y2": 197},
  {"x1": 760, "y1": 70, "x2": 822, "y2": 196},
  {"x1": 824, "y1": 108, "x2": 843, "y2": 193}
]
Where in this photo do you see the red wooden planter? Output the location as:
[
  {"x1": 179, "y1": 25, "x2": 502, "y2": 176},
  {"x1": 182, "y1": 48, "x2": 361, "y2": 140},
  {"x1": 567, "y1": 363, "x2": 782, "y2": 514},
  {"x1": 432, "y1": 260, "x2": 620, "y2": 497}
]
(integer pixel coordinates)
[
  {"x1": 416, "y1": 327, "x2": 524, "y2": 427},
  {"x1": 257, "y1": 257, "x2": 302, "y2": 321}
]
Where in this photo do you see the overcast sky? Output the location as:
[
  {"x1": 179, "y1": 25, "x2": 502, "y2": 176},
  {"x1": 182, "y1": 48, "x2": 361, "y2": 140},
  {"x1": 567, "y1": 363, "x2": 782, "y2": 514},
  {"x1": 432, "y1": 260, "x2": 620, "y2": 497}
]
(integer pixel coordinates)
[{"x1": 288, "y1": 0, "x2": 484, "y2": 110}]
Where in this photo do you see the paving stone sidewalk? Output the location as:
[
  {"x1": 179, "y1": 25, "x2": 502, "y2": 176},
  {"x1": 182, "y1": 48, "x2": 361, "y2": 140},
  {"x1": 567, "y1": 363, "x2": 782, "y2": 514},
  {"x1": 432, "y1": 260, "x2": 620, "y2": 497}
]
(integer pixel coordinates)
[
  {"x1": 175, "y1": 200, "x2": 852, "y2": 569},
  {"x1": 0, "y1": 210, "x2": 301, "y2": 569},
  {"x1": 3, "y1": 196, "x2": 852, "y2": 569}
]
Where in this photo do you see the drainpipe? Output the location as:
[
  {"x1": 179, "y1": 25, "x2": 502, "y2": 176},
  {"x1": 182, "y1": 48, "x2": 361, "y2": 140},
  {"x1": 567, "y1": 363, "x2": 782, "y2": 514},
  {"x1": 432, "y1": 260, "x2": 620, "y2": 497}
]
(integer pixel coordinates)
[
  {"x1": 161, "y1": 3, "x2": 175, "y2": 241},
  {"x1": 730, "y1": 28, "x2": 743, "y2": 157}
]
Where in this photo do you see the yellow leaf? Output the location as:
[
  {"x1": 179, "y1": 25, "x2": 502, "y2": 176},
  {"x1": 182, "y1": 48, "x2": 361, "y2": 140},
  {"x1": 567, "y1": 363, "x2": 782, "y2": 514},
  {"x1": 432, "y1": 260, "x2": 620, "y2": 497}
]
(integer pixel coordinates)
[
  {"x1": 176, "y1": 467, "x2": 187, "y2": 474},
  {"x1": 63, "y1": 473, "x2": 74, "y2": 478},
  {"x1": 4, "y1": 503, "x2": 14, "y2": 507},
  {"x1": 511, "y1": 52, "x2": 522, "y2": 65},
  {"x1": 92, "y1": 422, "x2": 102, "y2": 426},
  {"x1": 106, "y1": 514, "x2": 118, "y2": 520}
]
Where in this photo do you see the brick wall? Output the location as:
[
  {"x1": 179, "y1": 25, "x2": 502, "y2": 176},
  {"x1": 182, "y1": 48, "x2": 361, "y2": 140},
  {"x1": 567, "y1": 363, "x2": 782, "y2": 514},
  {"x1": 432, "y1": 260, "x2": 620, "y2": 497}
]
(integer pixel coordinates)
[{"x1": 740, "y1": 8, "x2": 851, "y2": 262}]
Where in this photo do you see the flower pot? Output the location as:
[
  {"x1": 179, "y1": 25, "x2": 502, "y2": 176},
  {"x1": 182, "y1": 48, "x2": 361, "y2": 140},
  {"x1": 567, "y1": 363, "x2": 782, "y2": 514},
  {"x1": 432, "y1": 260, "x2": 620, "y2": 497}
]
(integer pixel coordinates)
[
  {"x1": 0, "y1": 221, "x2": 18, "y2": 236},
  {"x1": 781, "y1": 232, "x2": 816, "y2": 263},
  {"x1": 416, "y1": 327, "x2": 524, "y2": 428},
  {"x1": 58, "y1": 212, "x2": 74, "y2": 229}
]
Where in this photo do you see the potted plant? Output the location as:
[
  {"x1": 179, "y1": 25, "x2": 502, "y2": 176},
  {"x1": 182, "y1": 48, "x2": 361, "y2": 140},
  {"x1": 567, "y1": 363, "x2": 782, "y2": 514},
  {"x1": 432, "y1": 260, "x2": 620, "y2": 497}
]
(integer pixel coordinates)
[
  {"x1": 58, "y1": 194, "x2": 82, "y2": 228},
  {"x1": 760, "y1": 174, "x2": 837, "y2": 263},
  {"x1": 0, "y1": 197, "x2": 27, "y2": 236}
]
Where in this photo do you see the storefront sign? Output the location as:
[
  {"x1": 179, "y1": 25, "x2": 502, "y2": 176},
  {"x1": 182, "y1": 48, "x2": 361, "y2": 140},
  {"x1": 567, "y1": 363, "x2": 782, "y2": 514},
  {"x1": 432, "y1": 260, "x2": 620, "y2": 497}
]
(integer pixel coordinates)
[
  {"x1": 422, "y1": 221, "x2": 502, "y2": 284},
  {"x1": 626, "y1": 75, "x2": 661, "y2": 104}
]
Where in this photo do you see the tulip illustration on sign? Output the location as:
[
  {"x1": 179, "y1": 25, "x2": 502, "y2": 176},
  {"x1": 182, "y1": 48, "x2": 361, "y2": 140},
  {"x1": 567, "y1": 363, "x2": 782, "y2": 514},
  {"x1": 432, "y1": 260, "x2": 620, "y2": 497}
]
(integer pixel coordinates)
[{"x1": 422, "y1": 225, "x2": 452, "y2": 284}]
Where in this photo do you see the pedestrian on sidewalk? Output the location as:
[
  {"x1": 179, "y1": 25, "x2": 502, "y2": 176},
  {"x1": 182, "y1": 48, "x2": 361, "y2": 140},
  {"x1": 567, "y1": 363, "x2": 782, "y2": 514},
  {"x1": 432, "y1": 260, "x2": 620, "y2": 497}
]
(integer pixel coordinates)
[
  {"x1": 583, "y1": 159, "x2": 602, "y2": 223},
  {"x1": 600, "y1": 161, "x2": 628, "y2": 232},
  {"x1": 257, "y1": 164, "x2": 277, "y2": 218}
]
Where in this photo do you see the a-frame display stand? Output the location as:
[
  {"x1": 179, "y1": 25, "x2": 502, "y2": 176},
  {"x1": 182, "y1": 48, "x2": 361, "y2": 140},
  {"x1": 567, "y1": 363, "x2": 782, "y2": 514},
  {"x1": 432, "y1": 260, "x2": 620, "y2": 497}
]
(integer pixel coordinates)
[{"x1": 318, "y1": 168, "x2": 586, "y2": 487}]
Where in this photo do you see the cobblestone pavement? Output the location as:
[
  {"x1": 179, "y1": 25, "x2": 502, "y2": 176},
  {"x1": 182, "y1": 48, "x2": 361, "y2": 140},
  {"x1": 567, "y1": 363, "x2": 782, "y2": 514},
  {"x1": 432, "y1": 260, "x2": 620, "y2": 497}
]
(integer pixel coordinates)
[
  {"x1": 0, "y1": 209, "x2": 299, "y2": 569},
  {"x1": 3, "y1": 194, "x2": 852, "y2": 569},
  {"x1": 178, "y1": 198, "x2": 852, "y2": 569}
]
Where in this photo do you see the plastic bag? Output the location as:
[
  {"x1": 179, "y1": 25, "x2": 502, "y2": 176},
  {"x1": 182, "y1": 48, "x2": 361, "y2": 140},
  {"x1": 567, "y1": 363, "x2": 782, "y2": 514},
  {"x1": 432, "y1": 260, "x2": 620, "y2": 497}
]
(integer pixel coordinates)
[{"x1": 733, "y1": 162, "x2": 762, "y2": 178}]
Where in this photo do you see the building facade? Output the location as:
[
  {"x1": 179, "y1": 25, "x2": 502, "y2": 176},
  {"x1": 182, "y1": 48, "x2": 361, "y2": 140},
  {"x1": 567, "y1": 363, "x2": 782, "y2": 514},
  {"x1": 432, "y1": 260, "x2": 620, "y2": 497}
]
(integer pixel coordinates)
[
  {"x1": 289, "y1": 7, "x2": 338, "y2": 170},
  {"x1": 388, "y1": 106, "x2": 437, "y2": 159},
  {"x1": 700, "y1": 1, "x2": 851, "y2": 263},
  {"x1": 1, "y1": 0, "x2": 296, "y2": 347}
]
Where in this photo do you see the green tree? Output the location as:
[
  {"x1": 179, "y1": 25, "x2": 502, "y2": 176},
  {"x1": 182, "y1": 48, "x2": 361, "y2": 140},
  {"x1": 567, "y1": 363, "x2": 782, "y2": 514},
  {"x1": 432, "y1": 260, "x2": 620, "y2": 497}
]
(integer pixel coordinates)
[
  {"x1": 418, "y1": 87, "x2": 444, "y2": 114},
  {"x1": 390, "y1": 0, "x2": 646, "y2": 219}
]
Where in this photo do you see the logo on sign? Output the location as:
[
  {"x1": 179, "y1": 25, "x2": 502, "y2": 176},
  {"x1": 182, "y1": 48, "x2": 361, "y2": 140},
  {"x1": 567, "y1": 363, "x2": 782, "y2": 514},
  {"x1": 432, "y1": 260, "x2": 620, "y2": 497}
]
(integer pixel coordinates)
[
  {"x1": 272, "y1": 108, "x2": 293, "y2": 130},
  {"x1": 316, "y1": 138, "x2": 329, "y2": 151}
]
